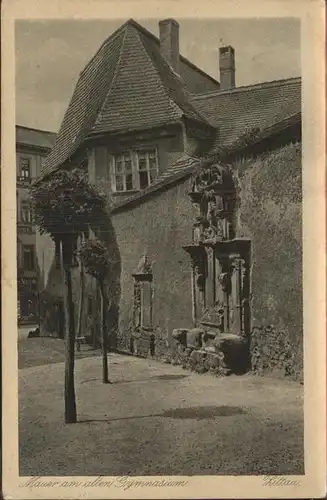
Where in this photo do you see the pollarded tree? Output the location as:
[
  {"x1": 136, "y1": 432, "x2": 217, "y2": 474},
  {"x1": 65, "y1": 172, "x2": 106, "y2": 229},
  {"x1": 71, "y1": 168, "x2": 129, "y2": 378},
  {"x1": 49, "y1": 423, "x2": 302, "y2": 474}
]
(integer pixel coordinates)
[
  {"x1": 79, "y1": 238, "x2": 112, "y2": 384},
  {"x1": 30, "y1": 168, "x2": 109, "y2": 422}
]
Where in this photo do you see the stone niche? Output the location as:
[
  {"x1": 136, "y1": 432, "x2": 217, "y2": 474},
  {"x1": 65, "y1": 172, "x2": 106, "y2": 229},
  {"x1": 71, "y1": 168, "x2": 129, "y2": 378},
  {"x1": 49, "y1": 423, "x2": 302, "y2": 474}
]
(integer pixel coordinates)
[
  {"x1": 129, "y1": 255, "x2": 155, "y2": 358},
  {"x1": 176, "y1": 161, "x2": 251, "y2": 375}
]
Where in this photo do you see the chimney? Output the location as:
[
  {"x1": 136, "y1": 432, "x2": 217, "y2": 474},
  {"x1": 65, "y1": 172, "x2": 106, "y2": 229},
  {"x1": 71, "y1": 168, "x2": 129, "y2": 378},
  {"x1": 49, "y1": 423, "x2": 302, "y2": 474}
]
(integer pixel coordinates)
[
  {"x1": 159, "y1": 19, "x2": 180, "y2": 74},
  {"x1": 219, "y1": 46, "x2": 235, "y2": 90}
]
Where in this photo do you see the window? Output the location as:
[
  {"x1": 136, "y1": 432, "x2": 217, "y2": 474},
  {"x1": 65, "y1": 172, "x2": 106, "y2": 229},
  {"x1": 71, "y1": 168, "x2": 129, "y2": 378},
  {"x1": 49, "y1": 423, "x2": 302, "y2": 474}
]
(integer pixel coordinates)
[
  {"x1": 112, "y1": 153, "x2": 134, "y2": 192},
  {"x1": 136, "y1": 149, "x2": 158, "y2": 190},
  {"x1": 21, "y1": 202, "x2": 32, "y2": 223},
  {"x1": 110, "y1": 149, "x2": 159, "y2": 192},
  {"x1": 23, "y1": 245, "x2": 35, "y2": 270},
  {"x1": 20, "y1": 158, "x2": 31, "y2": 180}
]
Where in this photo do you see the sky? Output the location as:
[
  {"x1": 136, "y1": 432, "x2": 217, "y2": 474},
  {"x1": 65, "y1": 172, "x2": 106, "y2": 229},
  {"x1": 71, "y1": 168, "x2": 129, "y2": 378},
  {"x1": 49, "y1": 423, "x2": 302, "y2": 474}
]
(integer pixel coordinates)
[{"x1": 15, "y1": 18, "x2": 301, "y2": 133}]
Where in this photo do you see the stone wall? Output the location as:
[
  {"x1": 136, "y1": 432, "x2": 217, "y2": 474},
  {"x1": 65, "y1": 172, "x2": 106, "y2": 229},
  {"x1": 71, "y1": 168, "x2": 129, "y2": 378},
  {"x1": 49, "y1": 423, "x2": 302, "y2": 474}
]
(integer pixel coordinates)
[
  {"x1": 179, "y1": 59, "x2": 220, "y2": 94},
  {"x1": 112, "y1": 177, "x2": 197, "y2": 349},
  {"x1": 36, "y1": 138, "x2": 303, "y2": 381},
  {"x1": 113, "y1": 140, "x2": 303, "y2": 381},
  {"x1": 234, "y1": 141, "x2": 303, "y2": 379}
]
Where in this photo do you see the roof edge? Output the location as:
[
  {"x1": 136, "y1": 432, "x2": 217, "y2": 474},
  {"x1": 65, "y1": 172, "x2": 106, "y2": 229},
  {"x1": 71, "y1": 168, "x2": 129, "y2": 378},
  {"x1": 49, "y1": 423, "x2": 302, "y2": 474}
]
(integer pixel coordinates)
[
  {"x1": 191, "y1": 76, "x2": 301, "y2": 100},
  {"x1": 79, "y1": 21, "x2": 128, "y2": 78},
  {"x1": 127, "y1": 19, "x2": 220, "y2": 86},
  {"x1": 112, "y1": 162, "x2": 197, "y2": 214},
  {"x1": 112, "y1": 112, "x2": 301, "y2": 214},
  {"x1": 16, "y1": 142, "x2": 53, "y2": 152},
  {"x1": 93, "y1": 27, "x2": 129, "y2": 129},
  {"x1": 16, "y1": 124, "x2": 57, "y2": 135},
  {"x1": 36, "y1": 122, "x2": 183, "y2": 185},
  {"x1": 80, "y1": 18, "x2": 220, "y2": 87}
]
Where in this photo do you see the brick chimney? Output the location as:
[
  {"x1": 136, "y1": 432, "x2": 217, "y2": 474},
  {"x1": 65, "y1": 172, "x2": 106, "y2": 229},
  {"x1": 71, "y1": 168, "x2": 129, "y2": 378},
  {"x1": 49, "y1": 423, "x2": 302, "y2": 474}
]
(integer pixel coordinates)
[
  {"x1": 159, "y1": 19, "x2": 180, "y2": 74},
  {"x1": 219, "y1": 46, "x2": 235, "y2": 90}
]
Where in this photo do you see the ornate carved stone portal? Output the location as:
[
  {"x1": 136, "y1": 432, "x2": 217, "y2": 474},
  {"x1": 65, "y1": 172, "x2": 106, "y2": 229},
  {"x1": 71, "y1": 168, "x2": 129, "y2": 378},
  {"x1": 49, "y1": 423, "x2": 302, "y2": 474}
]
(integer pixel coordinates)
[{"x1": 180, "y1": 162, "x2": 251, "y2": 374}]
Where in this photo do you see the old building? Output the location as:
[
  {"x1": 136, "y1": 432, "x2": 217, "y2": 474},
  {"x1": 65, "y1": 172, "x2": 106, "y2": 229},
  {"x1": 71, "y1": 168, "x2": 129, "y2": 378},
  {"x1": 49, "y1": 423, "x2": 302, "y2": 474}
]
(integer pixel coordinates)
[
  {"x1": 16, "y1": 125, "x2": 56, "y2": 324},
  {"x1": 36, "y1": 19, "x2": 302, "y2": 378}
]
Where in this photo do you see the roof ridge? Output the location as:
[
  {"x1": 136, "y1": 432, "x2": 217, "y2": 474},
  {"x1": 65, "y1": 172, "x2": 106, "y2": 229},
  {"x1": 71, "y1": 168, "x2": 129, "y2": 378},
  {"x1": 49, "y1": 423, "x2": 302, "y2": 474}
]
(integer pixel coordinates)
[
  {"x1": 138, "y1": 30, "x2": 210, "y2": 125},
  {"x1": 126, "y1": 19, "x2": 220, "y2": 86},
  {"x1": 79, "y1": 21, "x2": 129, "y2": 78},
  {"x1": 136, "y1": 28, "x2": 182, "y2": 119},
  {"x1": 80, "y1": 18, "x2": 219, "y2": 87},
  {"x1": 93, "y1": 27, "x2": 129, "y2": 128},
  {"x1": 191, "y1": 76, "x2": 301, "y2": 100}
]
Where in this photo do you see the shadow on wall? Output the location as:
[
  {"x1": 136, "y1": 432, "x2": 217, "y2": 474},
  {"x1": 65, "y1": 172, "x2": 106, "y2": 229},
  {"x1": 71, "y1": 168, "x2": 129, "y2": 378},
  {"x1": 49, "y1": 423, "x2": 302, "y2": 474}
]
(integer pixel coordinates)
[
  {"x1": 39, "y1": 250, "x2": 80, "y2": 338},
  {"x1": 97, "y1": 217, "x2": 122, "y2": 349},
  {"x1": 39, "y1": 218, "x2": 121, "y2": 346}
]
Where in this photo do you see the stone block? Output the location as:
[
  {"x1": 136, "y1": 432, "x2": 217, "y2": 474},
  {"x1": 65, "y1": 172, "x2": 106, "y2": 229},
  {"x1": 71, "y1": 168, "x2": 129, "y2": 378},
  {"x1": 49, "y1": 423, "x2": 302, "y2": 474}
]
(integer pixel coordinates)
[
  {"x1": 202, "y1": 330, "x2": 216, "y2": 341},
  {"x1": 214, "y1": 333, "x2": 246, "y2": 349},
  {"x1": 176, "y1": 343, "x2": 186, "y2": 355},
  {"x1": 201, "y1": 330, "x2": 217, "y2": 349},
  {"x1": 187, "y1": 328, "x2": 204, "y2": 349},
  {"x1": 184, "y1": 347, "x2": 192, "y2": 358},
  {"x1": 172, "y1": 328, "x2": 189, "y2": 347},
  {"x1": 190, "y1": 349, "x2": 206, "y2": 363},
  {"x1": 203, "y1": 345, "x2": 217, "y2": 353},
  {"x1": 206, "y1": 351, "x2": 225, "y2": 369}
]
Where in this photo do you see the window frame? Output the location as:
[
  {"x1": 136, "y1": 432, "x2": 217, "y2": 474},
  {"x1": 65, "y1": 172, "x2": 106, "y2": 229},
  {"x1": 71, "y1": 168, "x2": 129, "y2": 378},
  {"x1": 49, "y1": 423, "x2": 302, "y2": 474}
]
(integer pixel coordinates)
[
  {"x1": 20, "y1": 201, "x2": 32, "y2": 223},
  {"x1": 19, "y1": 157, "x2": 31, "y2": 180},
  {"x1": 135, "y1": 148, "x2": 159, "y2": 190},
  {"x1": 111, "y1": 152, "x2": 134, "y2": 193},
  {"x1": 109, "y1": 148, "x2": 159, "y2": 193}
]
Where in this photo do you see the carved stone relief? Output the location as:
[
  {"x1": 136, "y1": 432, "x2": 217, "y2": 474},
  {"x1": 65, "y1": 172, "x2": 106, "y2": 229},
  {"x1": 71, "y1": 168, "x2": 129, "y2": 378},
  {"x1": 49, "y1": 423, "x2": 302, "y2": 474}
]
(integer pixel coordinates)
[
  {"x1": 132, "y1": 254, "x2": 154, "y2": 335},
  {"x1": 184, "y1": 161, "x2": 251, "y2": 340}
]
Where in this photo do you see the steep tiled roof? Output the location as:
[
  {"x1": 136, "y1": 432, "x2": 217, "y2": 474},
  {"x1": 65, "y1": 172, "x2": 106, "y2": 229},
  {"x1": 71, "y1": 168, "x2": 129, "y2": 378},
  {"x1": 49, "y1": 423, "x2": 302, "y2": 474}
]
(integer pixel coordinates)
[
  {"x1": 41, "y1": 28, "x2": 125, "y2": 178},
  {"x1": 41, "y1": 19, "x2": 213, "y2": 179},
  {"x1": 91, "y1": 26, "x2": 205, "y2": 135},
  {"x1": 191, "y1": 77, "x2": 301, "y2": 147},
  {"x1": 39, "y1": 14, "x2": 301, "y2": 206},
  {"x1": 16, "y1": 125, "x2": 56, "y2": 150}
]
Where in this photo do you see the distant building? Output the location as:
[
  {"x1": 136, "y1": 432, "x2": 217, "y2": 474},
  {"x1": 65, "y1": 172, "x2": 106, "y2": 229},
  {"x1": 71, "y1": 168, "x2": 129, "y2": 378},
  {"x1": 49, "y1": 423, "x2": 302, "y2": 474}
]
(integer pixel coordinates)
[{"x1": 16, "y1": 125, "x2": 56, "y2": 324}]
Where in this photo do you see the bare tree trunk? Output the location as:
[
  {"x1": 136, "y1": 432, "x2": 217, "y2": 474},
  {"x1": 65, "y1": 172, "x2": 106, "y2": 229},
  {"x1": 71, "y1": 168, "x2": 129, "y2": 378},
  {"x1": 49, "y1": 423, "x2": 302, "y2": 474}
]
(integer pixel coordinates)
[
  {"x1": 100, "y1": 280, "x2": 109, "y2": 384},
  {"x1": 60, "y1": 239, "x2": 77, "y2": 423},
  {"x1": 92, "y1": 286, "x2": 99, "y2": 349}
]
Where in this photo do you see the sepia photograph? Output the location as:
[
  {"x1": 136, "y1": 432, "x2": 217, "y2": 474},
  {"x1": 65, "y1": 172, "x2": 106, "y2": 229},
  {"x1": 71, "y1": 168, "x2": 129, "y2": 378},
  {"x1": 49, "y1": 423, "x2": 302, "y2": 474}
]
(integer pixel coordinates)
[{"x1": 2, "y1": 0, "x2": 326, "y2": 498}]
